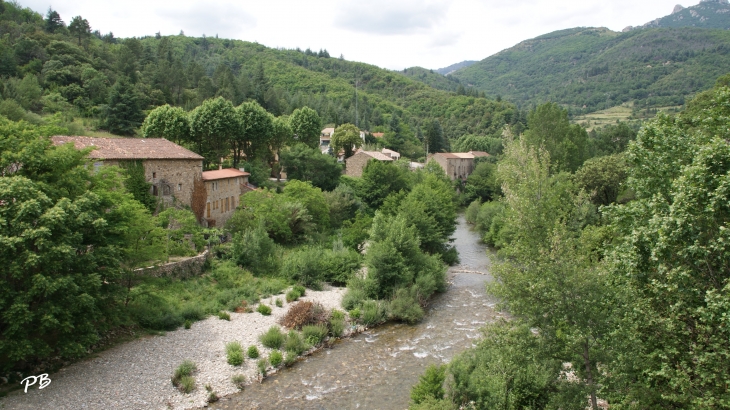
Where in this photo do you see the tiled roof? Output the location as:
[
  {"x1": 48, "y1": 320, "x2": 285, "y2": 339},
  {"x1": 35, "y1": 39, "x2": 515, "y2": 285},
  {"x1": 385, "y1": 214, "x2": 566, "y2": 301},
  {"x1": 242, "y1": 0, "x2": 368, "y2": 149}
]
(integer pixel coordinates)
[
  {"x1": 361, "y1": 151, "x2": 394, "y2": 161},
  {"x1": 435, "y1": 153, "x2": 460, "y2": 159},
  {"x1": 51, "y1": 136, "x2": 203, "y2": 160},
  {"x1": 452, "y1": 153, "x2": 474, "y2": 159},
  {"x1": 202, "y1": 168, "x2": 250, "y2": 181},
  {"x1": 382, "y1": 148, "x2": 400, "y2": 158},
  {"x1": 469, "y1": 151, "x2": 490, "y2": 157},
  {"x1": 321, "y1": 127, "x2": 335, "y2": 135},
  {"x1": 372, "y1": 132, "x2": 384, "y2": 138}
]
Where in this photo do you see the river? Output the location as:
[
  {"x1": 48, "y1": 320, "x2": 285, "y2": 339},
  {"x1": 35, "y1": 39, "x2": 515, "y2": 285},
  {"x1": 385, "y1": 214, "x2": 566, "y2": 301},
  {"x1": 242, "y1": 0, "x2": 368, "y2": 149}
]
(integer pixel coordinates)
[{"x1": 210, "y1": 216, "x2": 498, "y2": 410}]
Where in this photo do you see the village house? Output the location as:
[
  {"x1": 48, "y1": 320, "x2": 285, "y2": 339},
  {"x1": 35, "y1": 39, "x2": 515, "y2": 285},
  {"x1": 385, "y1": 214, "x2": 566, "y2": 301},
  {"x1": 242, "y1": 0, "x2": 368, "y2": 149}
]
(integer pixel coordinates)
[
  {"x1": 345, "y1": 150, "x2": 394, "y2": 177},
  {"x1": 320, "y1": 127, "x2": 334, "y2": 154},
  {"x1": 428, "y1": 151, "x2": 490, "y2": 180},
  {"x1": 381, "y1": 148, "x2": 401, "y2": 160},
  {"x1": 51, "y1": 136, "x2": 204, "y2": 207},
  {"x1": 202, "y1": 167, "x2": 250, "y2": 227}
]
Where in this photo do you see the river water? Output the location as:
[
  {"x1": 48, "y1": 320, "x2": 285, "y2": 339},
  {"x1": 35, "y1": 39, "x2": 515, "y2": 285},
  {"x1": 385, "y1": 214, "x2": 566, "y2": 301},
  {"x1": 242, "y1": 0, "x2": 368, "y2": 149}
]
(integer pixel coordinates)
[{"x1": 210, "y1": 216, "x2": 498, "y2": 410}]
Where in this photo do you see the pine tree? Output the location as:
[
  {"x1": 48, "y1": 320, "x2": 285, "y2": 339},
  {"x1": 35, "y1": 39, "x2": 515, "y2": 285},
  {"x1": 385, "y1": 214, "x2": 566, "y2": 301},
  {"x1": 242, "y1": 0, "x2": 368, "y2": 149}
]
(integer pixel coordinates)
[
  {"x1": 44, "y1": 8, "x2": 64, "y2": 33},
  {"x1": 104, "y1": 78, "x2": 143, "y2": 136}
]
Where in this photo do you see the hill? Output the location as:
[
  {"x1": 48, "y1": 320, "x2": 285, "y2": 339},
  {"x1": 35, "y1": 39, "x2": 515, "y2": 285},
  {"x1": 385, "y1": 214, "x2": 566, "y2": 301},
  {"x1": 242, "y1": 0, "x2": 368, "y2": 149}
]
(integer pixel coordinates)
[
  {"x1": 0, "y1": 1, "x2": 519, "y2": 150},
  {"x1": 448, "y1": 26, "x2": 730, "y2": 113},
  {"x1": 436, "y1": 60, "x2": 477, "y2": 75},
  {"x1": 627, "y1": 0, "x2": 730, "y2": 31}
]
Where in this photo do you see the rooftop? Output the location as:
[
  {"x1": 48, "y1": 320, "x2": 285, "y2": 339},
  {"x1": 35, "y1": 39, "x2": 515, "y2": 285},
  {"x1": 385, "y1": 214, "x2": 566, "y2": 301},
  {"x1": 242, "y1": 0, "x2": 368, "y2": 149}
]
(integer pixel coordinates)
[
  {"x1": 51, "y1": 136, "x2": 204, "y2": 160},
  {"x1": 359, "y1": 151, "x2": 394, "y2": 161},
  {"x1": 321, "y1": 127, "x2": 335, "y2": 136},
  {"x1": 202, "y1": 168, "x2": 250, "y2": 181}
]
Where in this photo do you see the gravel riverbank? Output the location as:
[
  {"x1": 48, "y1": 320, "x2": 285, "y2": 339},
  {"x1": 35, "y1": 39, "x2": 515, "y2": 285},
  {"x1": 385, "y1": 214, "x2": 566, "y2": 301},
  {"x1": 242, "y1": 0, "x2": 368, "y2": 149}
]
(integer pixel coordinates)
[{"x1": 0, "y1": 286, "x2": 346, "y2": 410}]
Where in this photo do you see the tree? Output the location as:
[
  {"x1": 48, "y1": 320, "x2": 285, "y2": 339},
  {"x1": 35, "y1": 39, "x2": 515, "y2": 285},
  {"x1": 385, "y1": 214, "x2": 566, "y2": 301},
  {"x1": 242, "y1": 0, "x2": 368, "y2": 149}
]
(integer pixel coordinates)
[
  {"x1": 573, "y1": 154, "x2": 627, "y2": 207},
  {"x1": 279, "y1": 144, "x2": 341, "y2": 191},
  {"x1": 331, "y1": 123, "x2": 362, "y2": 158},
  {"x1": 423, "y1": 119, "x2": 445, "y2": 154},
  {"x1": 44, "y1": 8, "x2": 64, "y2": 33},
  {"x1": 283, "y1": 180, "x2": 330, "y2": 231},
  {"x1": 523, "y1": 103, "x2": 588, "y2": 173},
  {"x1": 289, "y1": 106, "x2": 321, "y2": 149},
  {"x1": 269, "y1": 115, "x2": 293, "y2": 180},
  {"x1": 234, "y1": 101, "x2": 273, "y2": 166},
  {"x1": 190, "y1": 97, "x2": 238, "y2": 167},
  {"x1": 462, "y1": 161, "x2": 501, "y2": 204},
  {"x1": 360, "y1": 160, "x2": 411, "y2": 209},
  {"x1": 104, "y1": 77, "x2": 143, "y2": 136},
  {"x1": 68, "y1": 16, "x2": 91, "y2": 47},
  {"x1": 141, "y1": 104, "x2": 191, "y2": 144}
]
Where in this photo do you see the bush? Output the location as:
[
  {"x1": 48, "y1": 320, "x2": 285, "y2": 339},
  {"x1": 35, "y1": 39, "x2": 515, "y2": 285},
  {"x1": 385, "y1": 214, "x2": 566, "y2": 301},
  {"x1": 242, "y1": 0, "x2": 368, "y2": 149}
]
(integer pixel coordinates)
[
  {"x1": 410, "y1": 364, "x2": 446, "y2": 404},
  {"x1": 269, "y1": 350, "x2": 283, "y2": 367},
  {"x1": 284, "y1": 350, "x2": 298, "y2": 367},
  {"x1": 231, "y1": 223, "x2": 280, "y2": 275},
  {"x1": 172, "y1": 360, "x2": 197, "y2": 393},
  {"x1": 260, "y1": 326, "x2": 285, "y2": 349},
  {"x1": 257, "y1": 358, "x2": 268, "y2": 375},
  {"x1": 180, "y1": 304, "x2": 205, "y2": 321},
  {"x1": 330, "y1": 319, "x2": 345, "y2": 337},
  {"x1": 281, "y1": 248, "x2": 361, "y2": 288},
  {"x1": 226, "y1": 341, "x2": 244, "y2": 366},
  {"x1": 342, "y1": 286, "x2": 367, "y2": 311},
  {"x1": 184, "y1": 320, "x2": 192, "y2": 329},
  {"x1": 349, "y1": 308, "x2": 361, "y2": 320},
  {"x1": 218, "y1": 311, "x2": 231, "y2": 321},
  {"x1": 257, "y1": 304, "x2": 272, "y2": 316},
  {"x1": 286, "y1": 289, "x2": 301, "y2": 303},
  {"x1": 232, "y1": 374, "x2": 246, "y2": 390},
  {"x1": 465, "y1": 200, "x2": 481, "y2": 224},
  {"x1": 293, "y1": 285, "x2": 306, "y2": 296},
  {"x1": 247, "y1": 345, "x2": 260, "y2": 359},
  {"x1": 276, "y1": 298, "x2": 283, "y2": 307},
  {"x1": 360, "y1": 300, "x2": 387, "y2": 326},
  {"x1": 280, "y1": 301, "x2": 313, "y2": 329},
  {"x1": 390, "y1": 287, "x2": 425, "y2": 324},
  {"x1": 331, "y1": 309, "x2": 345, "y2": 320},
  {"x1": 284, "y1": 330, "x2": 309, "y2": 355},
  {"x1": 302, "y1": 324, "x2": 328, "y2": 346}
]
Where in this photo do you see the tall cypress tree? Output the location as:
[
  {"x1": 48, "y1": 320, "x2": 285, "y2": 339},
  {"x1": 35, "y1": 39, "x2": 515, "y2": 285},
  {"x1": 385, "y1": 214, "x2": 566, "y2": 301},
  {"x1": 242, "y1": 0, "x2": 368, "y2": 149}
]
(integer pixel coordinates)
[{"x1": 104, "y1": 77, "x2": 143, "y2": 136}]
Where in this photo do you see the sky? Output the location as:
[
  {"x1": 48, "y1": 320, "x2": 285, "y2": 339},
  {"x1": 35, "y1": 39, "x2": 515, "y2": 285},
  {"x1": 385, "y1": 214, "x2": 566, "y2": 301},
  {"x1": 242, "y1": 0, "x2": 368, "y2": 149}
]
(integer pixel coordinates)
[{"x1": 19, "y1": 0, "x2": 692, "y2": 70}]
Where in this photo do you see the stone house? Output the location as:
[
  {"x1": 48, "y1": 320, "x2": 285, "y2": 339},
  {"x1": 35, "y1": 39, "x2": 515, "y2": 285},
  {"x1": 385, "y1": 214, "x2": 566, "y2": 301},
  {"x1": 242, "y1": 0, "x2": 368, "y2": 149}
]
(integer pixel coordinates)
[
  {"x1": 202, "y1": 168, "x2": 250, "y2": 227},
  {"x1": 320, "y1": 127, "x2": 334, "y2": 154},
  {"x1": 381, "y1": 148, "x2": 401, "y2": 160},
  {"x1": 51, "y1": 136, "x2": 204, "y2": 207},
  {"x1": 428, "y1": 151, "x2": 490, "y2": 180},
  {"x1": 345, "y1": 150, "x2": 394, "y2": 177}
]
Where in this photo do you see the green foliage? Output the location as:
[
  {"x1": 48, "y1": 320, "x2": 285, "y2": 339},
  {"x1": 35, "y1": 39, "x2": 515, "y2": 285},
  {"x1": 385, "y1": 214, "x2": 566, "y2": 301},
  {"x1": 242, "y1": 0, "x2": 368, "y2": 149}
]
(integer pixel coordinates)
[
  {"x1": 121, "y1": 160, "x2": 157, "y2": 212},
  {"x1": 257, "y1": 358, "x2": 268, "y2": 375},
  {"x1": 359, "y1": 300, "x2": 387, "y2": 326},
  {"x1": 284, "y1": 330, "x2": 309, "y2": 355},
  {"x1": 103, "y1": 77, "x2": 143, "y2": 136},
  {"x1": 269, "y1": 350, "x2": 283, "y2": 367},
  {"x1": 324, "y1": 184, "x2": 361, "y2": 228},
  {"x1": 331, "y1": 123, "x2": 362, "y2": 158},
  {"x1": 573, "y1": 154, "x2": 628, "y2": 206},
  {"x1": 231, "y1": 223, "x2": 280, "y2": 275},
  {"x1": 410, "y1": 364, "x2": 446, "y2": 405},
  {"x1": 259, "y1": 326, "x2": 285, "y2": 349},
  {"x1": 340, "y1": 211, "x2": 373, "y2": 252},
  {"x1": 452, "y1": 26, "x2": 730, "y2": 113},
  {"x1": 293, "y1": 284, "x2": 306, "y2": 296},
  {"x1": 226, "y1": 341, "x2": 244, "y2": 366},
  {"x1": 284, "y1": 350, "x2": 298, "y2": 367},
  {"x1": 157, "y1": 208, "x2": 205, "y2": 256},
  {"x1": 172, "y1": 360, "x2": 197, "y2": 393},
  {"x1": 280, "y1": 246, "x2": 361, "y2": 288},
  {"x1": 329, "y1": 318, "x2": 345, "y2": 337},
  {"x1": 283, "y1": 179, "x2": 330, "y2": 230},
  {"x1": 257, "y1": 304, "x2": 272, "y2": 316},
  {"x1": 231, "y1": 374, "x2": 246, "y2": 390},
  {"x1": 451, "y1": 134, "x2": 503, "y2": 155},
  {"x1": 523, "y1": 103, "x2": 588, "y2": 173},
  {"x1": 227, "y1": 189, "x2": 313, "y2": 243},
  {"x1": 389, "y1": 287, "x2": 425, "y2": 324},
  {"x1": 360, "y1": 160, "x2": 411, "y2": 209},
  {"x1": 217, "y1": 311, "x2": 231, "y2": 321},
  {"x1": 275, "y1": 298, "x2": 283, "y2": 307},
  {"x1": 247, "y1": 345, "x2": 260, "y2": 359},
  {"x1": 141, "y1": 104, "x2": 190, "y2": 144},
  {"x1": 348, "y1": 308, "x2": 361, "y2": 320},
  {"x1": 279, "y1": 144, "x2": 342, "y2": 191},
  {"x1": 302, "y1": 324, "x2": 328, "y2": 346},
  {"x1": 286, "y1": 289, "x2": 301, "y2": 303},
  {"x1": 461, "y1": 161, "x2": 501, "y2": 204},
  {"x1": 289, "y1": 106, "x2": 321, "y2": 149},
  {"x1": 190, "y1": 97, "x2": 238, "y2": 166}
]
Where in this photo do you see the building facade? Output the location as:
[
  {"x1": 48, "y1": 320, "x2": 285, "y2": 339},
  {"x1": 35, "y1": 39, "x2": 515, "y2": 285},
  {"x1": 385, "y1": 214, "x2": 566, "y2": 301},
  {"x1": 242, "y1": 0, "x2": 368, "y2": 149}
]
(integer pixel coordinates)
[
  {"x1": 51, "y1": 136, "x2": 204, "y2": 207},
  {"x1": 428, "y1": 151, "x2": 490, "y2": 180},
  {"x1": 345, "y1": 150, "x2": 394, "y2": 177},
  {"x1": 202, "y1": 168, "x2": 250, "y2": 227}
]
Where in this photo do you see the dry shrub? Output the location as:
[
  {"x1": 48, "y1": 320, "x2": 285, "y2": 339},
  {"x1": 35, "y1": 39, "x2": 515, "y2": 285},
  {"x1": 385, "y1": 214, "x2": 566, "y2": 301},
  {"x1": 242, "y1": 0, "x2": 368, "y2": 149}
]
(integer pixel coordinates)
[
  {"x1": 234, "y1": 300, "x2": 249, "y2": 313},
  {"x1": 280, "y1": 301, "x2": 331, "y2": 330}
]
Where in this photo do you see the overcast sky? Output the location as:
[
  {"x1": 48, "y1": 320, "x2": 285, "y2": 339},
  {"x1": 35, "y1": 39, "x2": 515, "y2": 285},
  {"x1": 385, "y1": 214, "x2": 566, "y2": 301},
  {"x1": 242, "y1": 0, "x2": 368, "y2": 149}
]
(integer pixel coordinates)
[{"x1": 20, "y1": 0, "x2": 690, "y2": 70}]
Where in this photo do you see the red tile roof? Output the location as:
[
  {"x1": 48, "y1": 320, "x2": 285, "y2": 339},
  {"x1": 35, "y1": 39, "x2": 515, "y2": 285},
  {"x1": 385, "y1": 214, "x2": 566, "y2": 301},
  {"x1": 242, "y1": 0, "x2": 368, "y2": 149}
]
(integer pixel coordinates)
[
  {"x1": 51, "y1": 136, "x2": 203, "y2": 160},
  {"x1": 202, "y1": 168, "x2": 250, "y2": 181},
  {"x1": 435, "y1": 153, "x2": 460, "y2": 159},
  {"x1": 372, "y1": 132, "x2": 384, "y2": 138},
  {"x1": 469, "y1": 151, "x2": 490, "y2": 157}
]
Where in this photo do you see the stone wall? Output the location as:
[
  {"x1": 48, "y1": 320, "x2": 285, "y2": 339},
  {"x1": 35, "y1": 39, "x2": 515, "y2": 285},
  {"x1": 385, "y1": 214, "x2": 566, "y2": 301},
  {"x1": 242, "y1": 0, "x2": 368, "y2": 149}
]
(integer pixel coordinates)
[
  {"x1": 103, "y1": 158, "x2": 203, "y2": 207},
  {"x1": 345, "y1": 152, "x2": 373, "y2": 177},
  {"x1": 134, "y1": 250, "x2": 210, "y2": 279},
  {"x1": 205, "y1": 176, "x2": 247, "y2": 227}
]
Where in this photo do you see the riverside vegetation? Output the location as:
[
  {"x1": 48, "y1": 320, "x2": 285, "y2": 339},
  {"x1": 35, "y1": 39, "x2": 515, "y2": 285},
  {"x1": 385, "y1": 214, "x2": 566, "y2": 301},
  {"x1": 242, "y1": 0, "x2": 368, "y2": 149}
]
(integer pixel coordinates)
[{"x1": 409, "y1": 75, "x2": 730, "y2": 409}]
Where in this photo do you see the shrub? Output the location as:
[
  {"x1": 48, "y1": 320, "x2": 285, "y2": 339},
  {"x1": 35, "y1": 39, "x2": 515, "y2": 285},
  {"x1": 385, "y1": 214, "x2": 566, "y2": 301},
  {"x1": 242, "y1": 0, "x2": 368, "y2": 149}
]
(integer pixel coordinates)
[
  {"x1": 330, "y1": 319, "x2": 346, "y2": 337},
  {"x1": 257, "y1": 358, "x2": 268, "y2": 375},
  {"x1": 247, "y1": 345, "x2": 260, "y2": 359},
  {"x1": 411, "y1": 364, "x2": 446, "y2": 404},
  {"x1": 207, "y1": 391, "x2": 219, "y2": 403},
  {"x1": 232, "y1": 374, "x2": 246, "y2": 390},
  {"x1": 180, "y1": 304, "x2": 205, "y2": 321},
  {"x1": 284, "y1": 350, "x2": 298, "y2": 367},
  {"x1": 390, "y1": 287, "x2": 425, "y2": 324},
  {"x1": 226, "y1": 341, "x2": 244, "y2": 366},
  {"x1": 286, "y1": 289, "x2": 301, "y2": 303},
  {"x1": 284, "y1": 330, "x2": 309, "y2": 355},
  {"x1": 341, "y1": 287, "x2": 367, "y2": 311},
  {"x1": 184, "y1": 320, "x2": 192, "y2": 329},
  {"x1": 172, "y1": 360, "x2": 197, "y2": 393},
  {"x1": 280, "y1": 301, "x2": 313, "y2": 329},
  {"x1": 331, "y1": 309, "x2": 345, "y2": 320},
  {"x1": 349, "y1": 308, "x2": 361, "y2": 320},
  {"x1": 260, "y1": 326, "x2": 285, "y2": 349},
  {"x1": 218, "y1": 311, "x2": 231, "y2": 321},
  {"x1": 302, "y1": 324, "x2": 328, "y2": 346},
  {"x1": 269, "y1": 350, "x2": 283, "y2": 367},
  {"x1": 231, "y1": 223, "x2": 280, "y2": 275},
  {"x1": 276, "y1": 298, "x2": 283, "y2": 307},
  {"x1": 360, "y1": 300, "x2": 386, "y2": 326},
  {"x1": 293, "y1": 285, "x2": 306, "y2": 296},
  {"x1": 257, "y1": 304, "x2": 272, "y2": 316}
]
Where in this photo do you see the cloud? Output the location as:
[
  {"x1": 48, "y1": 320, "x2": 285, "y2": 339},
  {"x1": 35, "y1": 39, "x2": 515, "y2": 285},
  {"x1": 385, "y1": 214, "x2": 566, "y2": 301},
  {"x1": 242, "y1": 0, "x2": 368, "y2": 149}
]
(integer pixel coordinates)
[
  {"x1": 156, "y1": 3, "x2": 256, "y2": 37},
  {"x1": 429, "y1": 31, "x2": 462, "y2": 47},
  {"x1": 334, "y1": 0, "x2": 450, "y2": 35}
]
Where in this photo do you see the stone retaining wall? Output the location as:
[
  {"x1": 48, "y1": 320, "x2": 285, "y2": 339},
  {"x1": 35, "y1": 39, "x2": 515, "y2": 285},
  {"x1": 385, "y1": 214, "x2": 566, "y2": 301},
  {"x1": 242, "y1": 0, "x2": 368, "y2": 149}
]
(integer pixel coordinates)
[{"x1": 134, "y1": 250, "x2": 210, "y2": 279}]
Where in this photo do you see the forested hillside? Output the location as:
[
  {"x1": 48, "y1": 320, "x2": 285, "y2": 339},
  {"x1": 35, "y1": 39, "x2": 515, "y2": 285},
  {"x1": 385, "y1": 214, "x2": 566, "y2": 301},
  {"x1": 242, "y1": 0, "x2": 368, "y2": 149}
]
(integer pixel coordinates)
[
  {"x1": 447, "y1": 26, "x2": 730, "y2": 113},
  {"x1": 0, "y1": 0, "x2": 519, "y2": 151},
  {"x1": 629, "y1": 0, "x2": 730, "y2": 31}
]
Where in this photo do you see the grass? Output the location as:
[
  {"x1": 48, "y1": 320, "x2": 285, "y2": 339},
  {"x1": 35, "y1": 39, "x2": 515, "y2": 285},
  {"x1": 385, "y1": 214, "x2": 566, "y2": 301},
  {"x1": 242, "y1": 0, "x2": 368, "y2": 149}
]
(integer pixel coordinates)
[
  {"x1": 171, "y1": 360, "x2": 197, "y2": 393},
  {"x1": 232, "y1": 374, "x2": 246, "y2": 390},
  {"x1": 247, "y1": 345, "x2": 260, "y2": 359},
  {"x1": 284, "y1": 330, "x2": 309, "y2": 355},
  {"x1": 184, "y1": 320, "x2": 192, "y2": 329},
  {"x1": 218, "y1": 311, "x2": 231, "y2": 321},
  {"x1": 302, "y1": 324, "x2": 328, "y2": 346},
  {"x1": 349, "y1": 308, "x2": 361, "y2": 320},
  {"x1": 257, "y1": 358, "x2": 268, "y2": 375},
  {"x1": 257, "y1": 304, "x2": 272, "y2": 316},
  {"x1": 259, "y1": 326, "x2": 286, "y2": 349},
  {"x1": 330, "y1": 318, "x2": 345, "y2": 337},
  {"x1": 284, "y1": 350, "x2": 298, "y2": 367},
  {"x1": 293, "y1": 285, "x2": 306, "y2": 296},
  {"x1": 269, "y1": 350, "x2": 283, "y2": 367},
  {"x1": 126, "y1": 260, "x2": 288, "y2": 331},
  {"x1": 226, "y1": 341, "x2": 244, "y2": 366},
  {"x1": 276, "y1": 298, "x2": 283, "y2": 307},
  {"x1": 286, "y1": 289, "x2": 301, "y2": 303}
]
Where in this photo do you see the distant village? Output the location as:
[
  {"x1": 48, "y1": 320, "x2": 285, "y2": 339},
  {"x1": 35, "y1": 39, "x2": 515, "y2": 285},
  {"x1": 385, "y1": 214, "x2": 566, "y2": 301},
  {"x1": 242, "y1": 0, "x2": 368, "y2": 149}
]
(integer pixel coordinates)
[{"x1": 52, "y1": 129, "x2": 489, "y2": 226}]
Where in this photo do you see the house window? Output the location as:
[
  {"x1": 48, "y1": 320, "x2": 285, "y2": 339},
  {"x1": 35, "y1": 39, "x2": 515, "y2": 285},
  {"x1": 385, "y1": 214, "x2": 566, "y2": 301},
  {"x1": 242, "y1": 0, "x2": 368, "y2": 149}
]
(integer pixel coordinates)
[
  {"x1": 206, "y1": 202, "x2": 211, "y2": 218},
  {"x1": 153, "y1": 172, "x2": 157, "y2": 179},
  {"x1": 225, "y1": 197, "x2": 229, "y2": 212},
  {"x1": 163, "y1": 185, "x2": 171, "y2": 196},
  {"x1": 152, "y1": 185, "x2": 158, "y2": 196}
]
